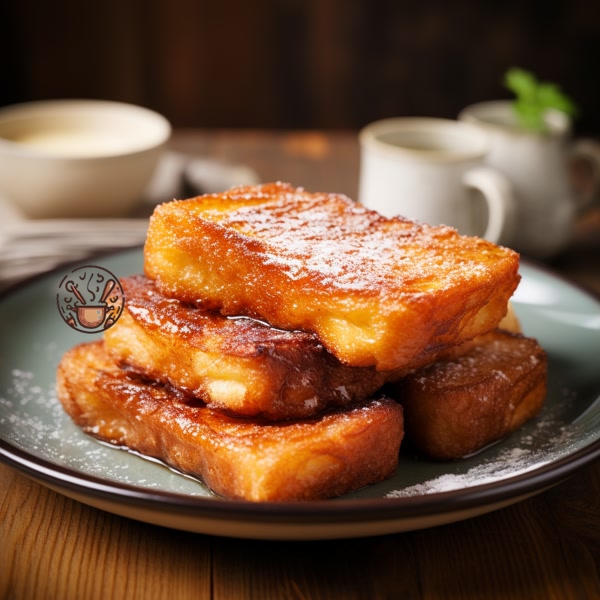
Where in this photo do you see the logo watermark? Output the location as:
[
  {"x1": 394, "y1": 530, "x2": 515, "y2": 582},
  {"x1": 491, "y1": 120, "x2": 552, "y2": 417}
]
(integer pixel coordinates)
[{"x1": 57, "y1": 265, "x2": 124, "y2": 333}]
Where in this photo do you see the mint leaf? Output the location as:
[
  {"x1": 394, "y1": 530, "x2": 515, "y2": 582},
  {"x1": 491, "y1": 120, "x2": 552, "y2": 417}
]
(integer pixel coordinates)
[
  {"x1": 513, "y1": 99, "x2": 544, "y2": 131},
  {"x1": 503, "y1": 67, "x2": 578, "y2": 132},
  {"x1": 504, "y1": 68, "x2": 538, "y2": 103},
  {"x1": 537, "y1": 83, "x2": 578, "y2": 116}
]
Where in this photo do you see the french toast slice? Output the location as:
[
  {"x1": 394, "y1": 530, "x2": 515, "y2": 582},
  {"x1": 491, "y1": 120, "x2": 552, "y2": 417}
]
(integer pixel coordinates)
[
  {"x1": 391, "y1": 330, "x2": 547, "y2": 460},
  {"x1": 144, "y1": 182, "x2": 521, "y2": 371},
  {"x1": 104, "y1": 275, "x2": 404, "y2": 420},
  {"x1": 56, "y1": 341, "x2": 404, "y2": 502}
]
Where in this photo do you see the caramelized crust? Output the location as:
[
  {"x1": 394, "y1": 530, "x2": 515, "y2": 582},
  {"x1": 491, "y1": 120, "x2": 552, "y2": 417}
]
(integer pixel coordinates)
[
  {"x1": 104, "y1": 276, "x2": 404, "y2": 420},
  {"x1": 391, "y1": 330, "x2": 547, "y2": 460},
  {"x1": 56, "y1": 341, "x2": 404, "y2": 501},
  {"x1": 144, "y1": 182, "x2": 520, "y2": 371}
]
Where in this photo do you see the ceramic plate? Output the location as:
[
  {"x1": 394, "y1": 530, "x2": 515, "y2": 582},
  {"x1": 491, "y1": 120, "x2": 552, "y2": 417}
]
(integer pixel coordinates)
[{"x1": 1, "y1": 248, "x2": 599, "y2": 540}]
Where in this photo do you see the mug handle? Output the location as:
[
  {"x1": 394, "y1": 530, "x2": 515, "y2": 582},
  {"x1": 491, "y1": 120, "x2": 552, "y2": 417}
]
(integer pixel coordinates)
[
  {"x1": 462, "y1": 167, "x2": 517, "y2": 246},
  {"x1": 568, "y1": 138, "x2": 600, "y2": 211}
]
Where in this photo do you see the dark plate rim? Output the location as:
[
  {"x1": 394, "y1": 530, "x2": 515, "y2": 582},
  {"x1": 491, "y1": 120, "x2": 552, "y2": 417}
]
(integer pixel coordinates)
[{"x1": 1, "y1": 434, "x2": 599, "y2": 524}]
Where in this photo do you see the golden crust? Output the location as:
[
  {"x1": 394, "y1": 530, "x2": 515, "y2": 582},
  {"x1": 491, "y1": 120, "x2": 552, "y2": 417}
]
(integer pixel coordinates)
[
  {"x1": 144, "y1": 182, "x2": 520, "y2": 371},
  {"x1": 56, "y1": 341, "x2": 404, "y2": 501},
  {"x1": 391, "y1": 330, "x2": 547, "y2": 460},
  {"x1": 434, "y1": 301, "x2": 523, "y2": 361},
  {"x1": 497, "y1": 301, "x2": 521, "y2": 334},
  {"x1": 104, "y1": 275, "x2": 404, "y2": 420}
]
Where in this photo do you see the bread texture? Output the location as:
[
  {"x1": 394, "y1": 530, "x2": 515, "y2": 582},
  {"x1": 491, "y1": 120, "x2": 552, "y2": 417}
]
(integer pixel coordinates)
[
  {"x1": 56, "y1": 341, "x2": 404, "y2": 501},
  {"x1": 392, "y1": 330, "x2": 547, "y2": 460},
  {"x1": 144, "y1": 182, "x2": 520, "y2": 371},
  {"x1": 104, "y1": 275, "x2": 404, "y2": 420}
]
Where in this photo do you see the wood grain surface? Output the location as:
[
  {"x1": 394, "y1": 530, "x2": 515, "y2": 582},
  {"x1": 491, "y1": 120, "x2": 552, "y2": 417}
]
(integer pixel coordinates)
[
  {"x1": 1, "y1": 462, "x2": 598, "y2": 599},
  {"x1": 1, "y1": 130, "x2": 599, "y2": 600}
]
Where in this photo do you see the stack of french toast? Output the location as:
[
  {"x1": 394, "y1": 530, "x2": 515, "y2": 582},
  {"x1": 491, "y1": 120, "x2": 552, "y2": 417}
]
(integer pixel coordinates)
[{"x1": 56, "y1": 182, "x2": 547, "y2": 501}]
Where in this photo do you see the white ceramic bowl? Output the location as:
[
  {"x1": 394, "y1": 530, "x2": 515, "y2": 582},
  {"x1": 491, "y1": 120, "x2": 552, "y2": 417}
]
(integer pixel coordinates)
[{"x1": 0, "y1": 99, "x2": 171, "y2": 218}]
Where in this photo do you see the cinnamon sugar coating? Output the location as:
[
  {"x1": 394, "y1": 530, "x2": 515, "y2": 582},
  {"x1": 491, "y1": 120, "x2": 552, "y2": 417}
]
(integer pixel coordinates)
[
  {"x1": 392, "y1": 330, "x2": 547, "y2": 460},
  {"x1": 144, "y1": 182, "x2": 520, "y2": 371},
  {"x1": 105, "y1": 275, "x2": 405, "y2": 420}
]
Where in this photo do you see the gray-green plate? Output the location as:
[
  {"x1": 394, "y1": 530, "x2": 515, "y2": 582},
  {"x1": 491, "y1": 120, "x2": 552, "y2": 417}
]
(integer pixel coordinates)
[{"x1": 1, "y1": 248, "x2": 599, "y2": 540}]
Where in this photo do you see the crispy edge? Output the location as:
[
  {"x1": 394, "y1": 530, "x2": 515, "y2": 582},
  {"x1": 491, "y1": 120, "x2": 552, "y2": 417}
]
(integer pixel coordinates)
[
  {"x1": 104, "y1": 276, "x2": 399, "y2": 419},
  {"x1": 57, "y1": 341, "x2": 404, "y2": 501},
  {"x1": 145, "y1": 184, "x2": 521, "y2": 371},
  {"x1": 389, "y1": 331, "x2": 547, "y2": 460}
]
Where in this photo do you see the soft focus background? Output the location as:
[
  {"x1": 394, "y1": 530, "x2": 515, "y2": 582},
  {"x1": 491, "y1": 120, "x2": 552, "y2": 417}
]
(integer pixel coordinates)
[{"x1": 2, "y1": 0, "x2": 599, "y2": 135}]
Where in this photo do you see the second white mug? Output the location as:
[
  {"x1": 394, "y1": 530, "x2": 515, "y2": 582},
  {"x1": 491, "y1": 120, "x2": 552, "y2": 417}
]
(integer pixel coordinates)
[{"x1": 358, "y1": 118, "x2": 516, "y2": 245}]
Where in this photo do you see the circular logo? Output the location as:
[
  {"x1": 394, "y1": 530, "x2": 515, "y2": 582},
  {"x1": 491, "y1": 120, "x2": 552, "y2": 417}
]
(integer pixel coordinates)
[{"x1": 57, "y1": 265, "x2": 124, "y2": 333}]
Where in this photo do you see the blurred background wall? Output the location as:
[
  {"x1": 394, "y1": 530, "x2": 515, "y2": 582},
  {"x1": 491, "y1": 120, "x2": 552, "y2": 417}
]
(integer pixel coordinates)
[{"x1": 1, "y1": 0, "x2": 599, "y2": 134}]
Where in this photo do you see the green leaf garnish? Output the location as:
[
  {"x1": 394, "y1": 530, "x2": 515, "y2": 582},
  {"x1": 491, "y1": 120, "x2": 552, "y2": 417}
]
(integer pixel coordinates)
[{"x1": 504, "y1": 67, "x2": 578, "y2": 132}]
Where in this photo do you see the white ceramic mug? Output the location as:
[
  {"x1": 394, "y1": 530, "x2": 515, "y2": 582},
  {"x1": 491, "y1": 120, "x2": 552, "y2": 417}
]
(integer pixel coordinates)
[
  {"x1": 358, "y1": 118, "x2": 516, "y2": 244},
  {"x1": 459, "y1": 100, "x2": 600, "y2": 258}
]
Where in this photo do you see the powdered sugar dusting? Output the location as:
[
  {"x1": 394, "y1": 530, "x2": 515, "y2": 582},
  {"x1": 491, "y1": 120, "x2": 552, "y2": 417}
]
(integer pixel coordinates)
[
  {"x1": 0, "y1": 360, "x2": 210, "y2": 496},
  {"x1": 386, "y1": 395, "x2": 585, "y2": 498},
  {"x1": 2, "y1": 346, "x2": 597, "y2": 502},
  {"x1": 200, "y1": 185, "x2": 507, "y2": 292}
]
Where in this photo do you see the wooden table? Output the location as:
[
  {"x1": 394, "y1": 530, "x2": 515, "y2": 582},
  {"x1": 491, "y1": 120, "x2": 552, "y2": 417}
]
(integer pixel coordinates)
[{"x1": 1, "y1": 130, "x2": 599, "y2": 600}]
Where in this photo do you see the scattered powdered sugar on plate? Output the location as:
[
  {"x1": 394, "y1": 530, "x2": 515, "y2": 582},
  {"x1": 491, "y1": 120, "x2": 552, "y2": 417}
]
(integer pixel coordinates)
[
  {"x1": 2, "y1": 346, "x2": 597, "y2": 502},
  {"x1": 386, "y1": 396, "x2": 584, "y2": 498},
  {"x1": 387, "y1": 447, "x2": 546, "y2": 498},
  {"x1": 0, "y1": 362, "x2": 211, "y2": 497}
]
